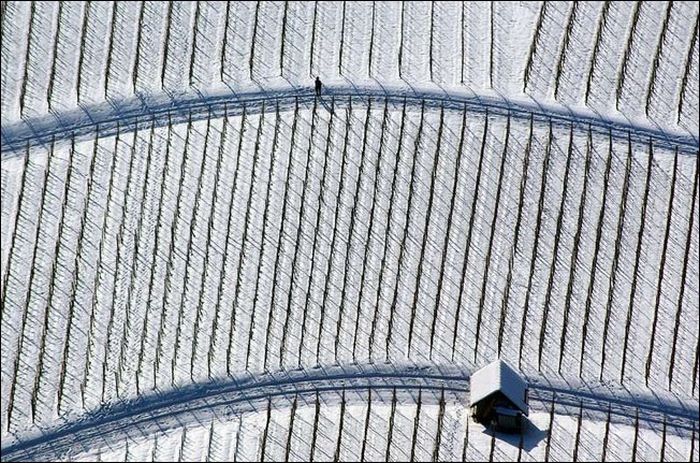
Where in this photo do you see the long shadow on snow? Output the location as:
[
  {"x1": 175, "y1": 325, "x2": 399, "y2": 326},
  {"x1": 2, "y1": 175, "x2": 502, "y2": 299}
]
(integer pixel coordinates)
[
  {"x1": 1, "y1": 363, "x2": 698, "y2": 461},
  {"x1": 1, "y1": 84, "x2": 698, "y2": 157}
]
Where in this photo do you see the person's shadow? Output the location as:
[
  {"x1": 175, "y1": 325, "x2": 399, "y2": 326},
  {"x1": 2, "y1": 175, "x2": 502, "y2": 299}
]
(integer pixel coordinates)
[{"x1": 317, "y1": 94, "x2": 333, "y2": 114}]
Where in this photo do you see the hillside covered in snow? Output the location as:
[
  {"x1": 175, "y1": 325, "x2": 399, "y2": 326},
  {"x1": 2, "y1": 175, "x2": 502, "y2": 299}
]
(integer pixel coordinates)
[{"x1": 1, "y1": 1, "x2": 699, "y2": 461}]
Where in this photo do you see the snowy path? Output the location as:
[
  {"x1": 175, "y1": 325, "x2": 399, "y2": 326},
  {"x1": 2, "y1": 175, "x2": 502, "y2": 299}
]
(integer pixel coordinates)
[
  {"x1": 2, "y1": 362, "x2": 697, "y2": 461},
  {"x1": 3, "y1": 82, "x2": 698, "y2": 158}
]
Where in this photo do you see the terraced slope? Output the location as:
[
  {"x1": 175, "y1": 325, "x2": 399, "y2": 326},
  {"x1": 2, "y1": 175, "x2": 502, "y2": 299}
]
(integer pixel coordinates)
[{"x1": 1, "y1": 1, "x2": 698, "y2": 461}]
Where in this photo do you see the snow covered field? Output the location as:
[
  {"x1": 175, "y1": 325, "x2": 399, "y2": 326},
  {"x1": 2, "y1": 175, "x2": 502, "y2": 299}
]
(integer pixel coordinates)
[{"x1": 1, "y1": 1, "x2": 698, "y2": 461}]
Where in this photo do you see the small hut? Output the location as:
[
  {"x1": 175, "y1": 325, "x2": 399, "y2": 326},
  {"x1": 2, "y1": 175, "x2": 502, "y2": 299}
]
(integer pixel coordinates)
[{"x1": 470, "y1": 359, "x2": 528, "y2": 433}]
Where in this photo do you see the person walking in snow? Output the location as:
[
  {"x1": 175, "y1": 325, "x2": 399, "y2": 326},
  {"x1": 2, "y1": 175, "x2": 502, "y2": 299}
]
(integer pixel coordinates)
[{"x1": 315, "y1": 76, "x2": 322, "y2": 97}]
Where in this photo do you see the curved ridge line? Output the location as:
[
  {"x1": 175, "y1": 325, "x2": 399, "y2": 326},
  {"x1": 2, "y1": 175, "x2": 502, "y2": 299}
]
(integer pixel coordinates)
[
  {"x1": 1, "y1": 84, "x2": 698, "y2": 157},
  {"x1": 2, "y1": 363, "x2": 698, "y2": 460}
]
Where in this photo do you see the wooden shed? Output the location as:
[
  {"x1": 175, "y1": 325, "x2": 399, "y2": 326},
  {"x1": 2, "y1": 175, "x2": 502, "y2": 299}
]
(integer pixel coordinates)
[{"x1": 470, "y1": 359, "x2": 529, "y2": 433}]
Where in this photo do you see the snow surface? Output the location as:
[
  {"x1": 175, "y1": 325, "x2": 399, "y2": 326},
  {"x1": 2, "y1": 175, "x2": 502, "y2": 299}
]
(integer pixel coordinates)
[{"x1": 1, "y1": 1, "x2": 699, "y2": 461}]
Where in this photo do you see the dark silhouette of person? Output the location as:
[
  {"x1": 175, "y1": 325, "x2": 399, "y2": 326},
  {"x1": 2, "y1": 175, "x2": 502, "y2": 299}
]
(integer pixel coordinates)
[{"x1": 315, "y1": 76, "x2": 322, "y2": 97}]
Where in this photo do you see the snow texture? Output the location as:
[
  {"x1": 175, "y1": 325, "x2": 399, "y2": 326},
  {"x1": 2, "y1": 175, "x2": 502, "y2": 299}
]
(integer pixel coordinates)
[{"x1": 1, "y1": 1, "x2": 699, "y2": 462}]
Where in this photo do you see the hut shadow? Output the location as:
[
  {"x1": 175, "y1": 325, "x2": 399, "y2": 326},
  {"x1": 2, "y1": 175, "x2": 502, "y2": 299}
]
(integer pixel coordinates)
[{"x1": 482, "y1": 418, "x2": 547, "y2": 452}]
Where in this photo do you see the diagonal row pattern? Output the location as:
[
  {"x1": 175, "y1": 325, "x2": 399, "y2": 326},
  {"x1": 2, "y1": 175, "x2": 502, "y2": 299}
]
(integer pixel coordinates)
[{"x1": 1, "y1": 1, "x2": 698, "y2": 461}]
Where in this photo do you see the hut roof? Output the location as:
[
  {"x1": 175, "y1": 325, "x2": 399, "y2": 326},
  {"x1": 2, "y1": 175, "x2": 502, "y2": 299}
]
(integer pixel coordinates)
[{"x1": 470, "y1": 359, "x2": 528, "y2": 415}]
